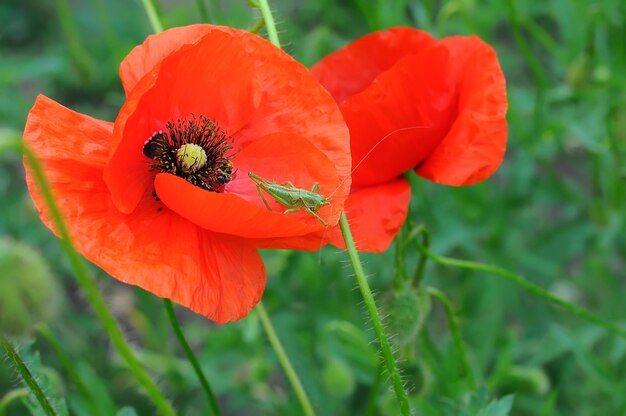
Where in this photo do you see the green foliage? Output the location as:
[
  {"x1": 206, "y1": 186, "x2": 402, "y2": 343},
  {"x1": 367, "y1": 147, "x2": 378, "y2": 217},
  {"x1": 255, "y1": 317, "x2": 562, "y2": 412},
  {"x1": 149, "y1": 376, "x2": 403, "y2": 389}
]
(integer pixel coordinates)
[{"x1": 1, "y1": 0, "x2": 625, "y2": 415}]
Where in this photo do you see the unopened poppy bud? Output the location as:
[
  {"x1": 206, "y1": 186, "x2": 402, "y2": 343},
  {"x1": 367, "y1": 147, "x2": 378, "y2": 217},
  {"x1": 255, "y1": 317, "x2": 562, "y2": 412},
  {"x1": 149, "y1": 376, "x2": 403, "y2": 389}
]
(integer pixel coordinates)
[
  {"x1": 322, "y1": 359, "x2": 356, "y2": 398},
  {"x1": 0, "y1": 238, "x2": 60, "y2": 337},
  {"x1": 495, "y1": 365, "x2": 550, "y2": 395},
  {"x1": 384, "y1": 286, "x2": 431, "y2": 346}
]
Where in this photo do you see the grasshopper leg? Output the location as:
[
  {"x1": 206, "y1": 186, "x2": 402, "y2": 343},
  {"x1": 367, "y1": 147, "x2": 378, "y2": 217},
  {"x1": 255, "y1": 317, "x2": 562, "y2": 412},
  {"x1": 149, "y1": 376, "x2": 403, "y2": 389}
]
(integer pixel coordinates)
[
  {"x1": 304, "y1": 206, "x2": 328, "y2": 226},
  {"x1": 311, "y1": 182, "x2": 321, "y2": 193},
  {"x1": 255, "y1": 184, "x2": 273, "y2": 211}
]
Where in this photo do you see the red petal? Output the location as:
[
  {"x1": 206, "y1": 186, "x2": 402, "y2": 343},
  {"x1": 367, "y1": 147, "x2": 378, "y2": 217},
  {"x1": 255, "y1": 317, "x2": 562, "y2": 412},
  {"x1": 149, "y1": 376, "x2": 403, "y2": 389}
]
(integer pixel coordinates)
[
  {"x1": 24, "y1": 95, "x2": 265, "y2": 323},
  {"x1": 256, "y1": 178, "x2": 411, "y2": 253},
  {"x1": 105, "y1": 29, "x2": 262, "y2": 214},
  {"x1": 311, "y1": 27, "x2": 437, "y2": 104},
  {"x1": 120, "y1": 24, "x2": 232, "y2": 95},
  {"x1": 342, "y1": 45, "x2": 457, "y2": 188},
  {"x1": 154, "y1": 133, "x2": 343, "y2": 238},
  {"x1": 416, "y1": 36, "x2": 508, "y2": 185}
]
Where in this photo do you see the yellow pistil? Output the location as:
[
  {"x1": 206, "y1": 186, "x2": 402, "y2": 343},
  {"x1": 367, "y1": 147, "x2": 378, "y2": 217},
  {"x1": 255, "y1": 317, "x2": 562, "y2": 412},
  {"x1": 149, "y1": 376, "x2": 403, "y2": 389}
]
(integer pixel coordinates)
[{"x1": 176, "y1": 143, "x2": 207, "y2": 174}]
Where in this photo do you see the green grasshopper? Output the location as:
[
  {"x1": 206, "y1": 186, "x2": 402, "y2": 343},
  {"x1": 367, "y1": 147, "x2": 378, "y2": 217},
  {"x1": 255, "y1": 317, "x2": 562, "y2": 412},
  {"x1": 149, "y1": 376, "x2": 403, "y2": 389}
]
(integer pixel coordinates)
[
  {"x1": 248, "y1": 126, "x2": 429, "y2": 226},
  {"x1": 248, "y1": 172, "x2": 330, "y2": 226}
]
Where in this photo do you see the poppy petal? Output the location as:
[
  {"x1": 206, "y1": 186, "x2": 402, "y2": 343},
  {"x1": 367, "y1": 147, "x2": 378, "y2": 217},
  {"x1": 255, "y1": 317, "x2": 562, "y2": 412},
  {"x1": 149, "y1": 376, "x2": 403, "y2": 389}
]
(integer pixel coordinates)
[
  {"x1": 120, "y1": 24, "x2": 234, "y2": 95},
  {"x1": 416, "y1": 36, "x2": 508, "y2": 185},
  {"x1": 311, "y1": 27, "x2": 437, "y2": 104},
  {"x1": 232, "y1": 31, "x2": 352, "y2": 189},
  {"x1": 105, "y1": 29, "x2": 262, "y2": 214},
  {"x1": 23, "y1": 95, "x2": 266, "y2": 323},
  {"x1": 341, "y1": 45, "x2": 457, "y2": 188},
  {"x1": 154, "y1": 133, "x2": 342, "y2": 239},
  {"x1": 256, "y1": 178, "x2": 411, "y2": 253}
]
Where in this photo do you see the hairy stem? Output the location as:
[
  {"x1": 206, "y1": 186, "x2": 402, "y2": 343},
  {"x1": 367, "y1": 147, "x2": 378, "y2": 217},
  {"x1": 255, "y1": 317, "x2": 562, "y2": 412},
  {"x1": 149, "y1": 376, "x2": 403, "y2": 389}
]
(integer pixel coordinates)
[
  {"x1": 0, "y1": 335, "x2": 57, "y2": 416},
  {"x1": 339, "y1": 212, "x2": 411, "y2": 416}
]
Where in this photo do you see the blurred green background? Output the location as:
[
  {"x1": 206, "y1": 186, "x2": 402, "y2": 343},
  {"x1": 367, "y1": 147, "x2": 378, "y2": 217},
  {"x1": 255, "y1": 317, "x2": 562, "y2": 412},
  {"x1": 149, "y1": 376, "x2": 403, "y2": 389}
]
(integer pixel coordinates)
[{"x1": 1, "y1": 0, "x2": 625, "y2": 415}]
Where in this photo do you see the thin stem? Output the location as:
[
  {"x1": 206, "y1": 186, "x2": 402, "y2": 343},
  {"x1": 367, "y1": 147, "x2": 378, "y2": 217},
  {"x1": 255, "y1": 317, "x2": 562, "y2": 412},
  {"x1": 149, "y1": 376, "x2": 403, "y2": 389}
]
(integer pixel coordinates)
[
  {"x1": 249, "y1": 17, "x2": 266, "y2": 34},
  {"x1": 256, "y1": 302, "x2": 315, "y2": 416},
  {"x1": 36, "y1": 326, "x2": 95, "y2": 407},
  {"x1": 23, "y1": 145, "x2": 176, "y2": 416},
  {"x1": 402, "y1": 224, "x2": 430, "y2": 287},
  {"x1": 163, "y1": 299, "x2": 220, "y2": 416},
  {"x1": 252, "y1": 0, "x2": 280, "y2": 47},
  {"x1": 195, "y1": 0, "x2": 210, "y2": 23},
  {"x1": 0, "y1": 335, "x2": 57, "y2": 416},
  {"x1": 338, "y1": 212, "x2": 411, "y2": 416},
  {"x1": 426, "y1": 287, "x2": 476, "y2": 389},
  {"x1": 365, "y1": 363, "x2": 384, "y2": 416},
  {"x1": 0, "y1": 389, "x2": 29, "y2": 416},
  {"x1": 414, "y1": 242, "x2": 626, "y2": 340},
  {"x1": 55, "y1": 0, "x2": 94, "y2": 79},
  {"x1": 140, "y1": 0, "x2": 164, "y2": 33}
]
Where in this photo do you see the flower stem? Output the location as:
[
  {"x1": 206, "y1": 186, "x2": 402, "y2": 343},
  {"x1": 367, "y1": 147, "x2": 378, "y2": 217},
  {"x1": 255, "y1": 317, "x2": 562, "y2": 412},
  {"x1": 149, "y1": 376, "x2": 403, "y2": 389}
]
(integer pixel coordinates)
[
  {"x1": 140, "y1": 0, "x2": 164, "y2": 33},
  {"x1": 338, "y1": 212, "x2": 411, "y2": 416},
  {"x1": 426, "y1": 287, "x2": 476, "y2": 389},
  {"x1": 249, "y1": 0, "x2": 280, "y2": 48},
  {"x1": 256, "y1": 302, "x2": 315, "y2": 416},
  {"x1": 36, "y1": 326, "x2": 95, "y2": 406},
  {"x1": 163, "y1": 299, "x2": 220, "y2": 415},
  {"x1": 195, "y1": 0, "x2": 210, "y2": 23},
  {"x1": 23, "y1": 145, "x2": 176, "y2": 416},
  {"x1": 0, "y1": 389, "x2": 29, "y2": 416},
  {"x1": 414, "y1": 241, "x2": 626, "y2": 340},
  {"x1": 0, "y1": 335, "x2": 57, "y2": 416}
]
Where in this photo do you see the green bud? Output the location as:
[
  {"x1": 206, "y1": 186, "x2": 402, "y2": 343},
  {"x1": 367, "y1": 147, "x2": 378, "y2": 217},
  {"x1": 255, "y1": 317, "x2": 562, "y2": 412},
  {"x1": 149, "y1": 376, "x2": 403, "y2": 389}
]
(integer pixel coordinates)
[
  {"x1": 496, "y1": 365, "x2": 550, "y2": 396},
  {"x1": 384, "y1": 286, "x2": 431, "y2": 346},
  {"x1": 0, "y1": 237, "x2": 60, "y2": 337},
  {"x1": 322, "y1": 359, "x2": 355, "y2": 398}
]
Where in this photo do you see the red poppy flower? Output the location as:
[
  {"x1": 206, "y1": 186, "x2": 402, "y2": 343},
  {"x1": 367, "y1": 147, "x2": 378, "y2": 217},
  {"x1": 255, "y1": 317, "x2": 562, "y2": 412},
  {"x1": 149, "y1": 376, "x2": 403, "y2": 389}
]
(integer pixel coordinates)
[
  {"x1": 300, "y1": 27, "x2": 508, "y2": 252},
  {"x1": 23, "y1": 25, "x2": 351, "y2": 323}
]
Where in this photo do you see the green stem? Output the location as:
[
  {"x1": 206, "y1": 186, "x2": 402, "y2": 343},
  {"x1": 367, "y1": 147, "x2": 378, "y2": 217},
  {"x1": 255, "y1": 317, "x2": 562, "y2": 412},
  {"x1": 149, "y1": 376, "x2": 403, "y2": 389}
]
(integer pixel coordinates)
[
  {"x1": 251, "y1": 0, "x2": 280, "y2": 48},
  {"x1": 505, "y1": 0, "x2": 548, "y2": 134},
  {"x1": 36, "y1": 326, "x2": 95, "y2": 408},
  {"x1": 338, "y1": 212, "x2": 411, "y2": 416},
  {"x1": 0, "y1": 389, "x2": 29, "y2": 416},
  {"x1": 163, "y1": 299, "x2": 220, "y2": 415},
  {"x1": 88, "y1": 0, "x2": 123, "y2": 63},
  {"x1": 0, "y1": 335, "x2": 57, "y2": 416},
  {"x1": 426, "y1": 287, "x2": 476, "y2": 389},
  {"x1": 256, "y1": 302, "x2": 315, "y2": 416},
  {"x1": 140, "y1": 0, "x2": 164, "y2": 33},
  {"x1": 414, "y1": 242, "x2": 626, "y2": 340},
  {"x1": 402, "y1": 224, "x2": 430, "y2": 287},
  {"x1": 23, "y1": 146, "x2": 176, "y2": 416},
  {"x1": 55, "y1": 0, "x2": 95, "y2": 79},
  {"x1": 249, "y1": 17, "x2": 266, "y2": 34},
  {"x1": 365, "y1": 363, "x2": 384, "y2": 416},
  {"x1": 195, "y1": 0, "x2": 210, "y2": 23}
]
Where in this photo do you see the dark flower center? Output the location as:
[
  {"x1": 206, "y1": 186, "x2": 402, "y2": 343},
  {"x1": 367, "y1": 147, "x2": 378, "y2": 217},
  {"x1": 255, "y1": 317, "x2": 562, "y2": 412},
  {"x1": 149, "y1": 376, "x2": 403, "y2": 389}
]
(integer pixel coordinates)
[{"x1": 142, "y1": 115, "x2": 234, "y2": 192}]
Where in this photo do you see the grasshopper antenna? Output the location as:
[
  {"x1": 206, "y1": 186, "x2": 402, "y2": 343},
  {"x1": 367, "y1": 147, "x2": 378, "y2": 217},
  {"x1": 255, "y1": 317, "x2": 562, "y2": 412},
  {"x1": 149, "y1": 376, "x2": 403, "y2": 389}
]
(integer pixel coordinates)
[{"x1": 326, "y1": 125, "x2": 430, "y2": 200}]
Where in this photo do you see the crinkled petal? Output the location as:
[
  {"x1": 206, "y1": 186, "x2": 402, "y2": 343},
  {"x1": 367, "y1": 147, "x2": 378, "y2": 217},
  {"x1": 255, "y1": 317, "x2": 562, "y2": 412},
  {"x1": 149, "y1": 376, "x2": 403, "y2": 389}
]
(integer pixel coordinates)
[
  {"x1": 416, "y1": 36, "x2": 508, "y2": 185},
  {"x1": 120, "y1": 25, "x2": 230, "y2": 95},
  {"x1": 154, "y1": 133, "x2": 342, "y2": 238},
  {"x1": 311, "y1": 27, "x2": 437, "y2": 104},
  {"x1": 256, "y1": 178, "x2": 411, "y2": 253},
  {"x1": 105, "y1": 29, "x2": 262, "y2": 214},
  {"x1": 341, "y1": 45, "x2": 457, "y2": 188},
  {"x1": 23, "y1": 95, "x2": 265, "y2": 323}
]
